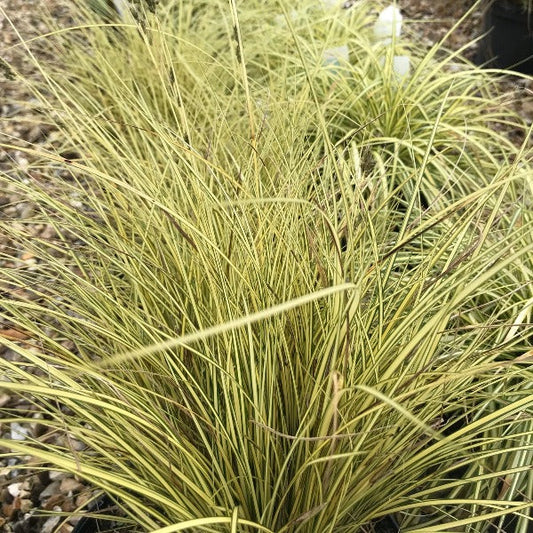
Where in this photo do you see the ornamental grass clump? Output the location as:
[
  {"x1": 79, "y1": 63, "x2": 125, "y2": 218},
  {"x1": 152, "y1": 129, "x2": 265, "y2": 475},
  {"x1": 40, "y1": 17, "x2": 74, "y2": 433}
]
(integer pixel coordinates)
[{"x1": 1, "y1": 0, "x2": 532, "y2": 531}]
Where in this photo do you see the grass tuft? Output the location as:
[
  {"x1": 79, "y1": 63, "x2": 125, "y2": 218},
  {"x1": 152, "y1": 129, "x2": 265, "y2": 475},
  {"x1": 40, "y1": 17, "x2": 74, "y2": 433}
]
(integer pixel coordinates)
[{"x1": 1, "y1": 1, "x2": 532, "y2": 531}]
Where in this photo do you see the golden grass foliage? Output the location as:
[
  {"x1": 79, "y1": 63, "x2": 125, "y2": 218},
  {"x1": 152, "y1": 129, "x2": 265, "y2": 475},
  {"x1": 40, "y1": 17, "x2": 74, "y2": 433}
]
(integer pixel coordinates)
[{"x1": 1, "y1": 1, "x2": 532, "y2": 531}]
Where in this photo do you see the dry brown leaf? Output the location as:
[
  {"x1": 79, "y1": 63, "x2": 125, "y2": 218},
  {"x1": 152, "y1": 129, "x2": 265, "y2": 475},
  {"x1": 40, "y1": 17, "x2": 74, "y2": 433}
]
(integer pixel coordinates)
[{"x1": 0, "y1": 327, "x2": 31, "y2": 341}]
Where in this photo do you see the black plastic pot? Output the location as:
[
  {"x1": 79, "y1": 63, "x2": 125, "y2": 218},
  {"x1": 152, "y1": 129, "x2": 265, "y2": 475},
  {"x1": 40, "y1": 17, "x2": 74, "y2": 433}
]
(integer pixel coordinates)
[
  {"x1": 476, "y1": 1, "x2": 533, "y2": 73},
  {"x1": 372, "y1": 514, "x2": 401, "y2": 532}
]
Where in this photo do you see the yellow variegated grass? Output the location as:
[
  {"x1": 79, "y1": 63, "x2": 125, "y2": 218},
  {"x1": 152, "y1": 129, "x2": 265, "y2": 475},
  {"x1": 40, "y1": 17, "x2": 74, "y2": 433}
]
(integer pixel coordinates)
[{"x1": 0, "y1": 1, "x2": 532, "y2": 531}]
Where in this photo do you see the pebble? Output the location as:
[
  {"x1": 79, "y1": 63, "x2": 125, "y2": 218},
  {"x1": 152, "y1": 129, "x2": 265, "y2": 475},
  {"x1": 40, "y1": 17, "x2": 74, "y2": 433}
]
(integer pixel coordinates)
[
  {"x1": 0, "y1": 393, "x2": 10, "y2": 407},
  {"x1": 60, "y1": 477, "x2": 85, "y2": 494},
  {"x1": 41, "y1": 515, "x2": 61, "y2": 533},
  {"x1": 10, "y1": 423, "x2": 30, "y2": 441},
  {"x1": 39, "y1": 480, "x2": 62, "y2": 500},
  {"x1": 49, "y1": 470, "x2": 69, "y2": 481},
  {"x1": 7, "y1": 482, "x2": 23, "y2": 498}
]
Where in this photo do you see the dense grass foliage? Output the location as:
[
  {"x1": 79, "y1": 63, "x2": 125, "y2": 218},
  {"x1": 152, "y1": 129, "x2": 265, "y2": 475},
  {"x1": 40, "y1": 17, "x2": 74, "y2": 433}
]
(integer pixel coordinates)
[{"x1": 1, "y1": 1, "x2": 532, "y2": 531}]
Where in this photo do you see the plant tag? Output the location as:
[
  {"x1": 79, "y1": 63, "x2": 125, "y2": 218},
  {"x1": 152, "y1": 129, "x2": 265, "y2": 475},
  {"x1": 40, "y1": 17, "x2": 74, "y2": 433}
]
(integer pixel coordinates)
[{"x1": 373, "y1": 5, "x2": 403, "y2": 44}]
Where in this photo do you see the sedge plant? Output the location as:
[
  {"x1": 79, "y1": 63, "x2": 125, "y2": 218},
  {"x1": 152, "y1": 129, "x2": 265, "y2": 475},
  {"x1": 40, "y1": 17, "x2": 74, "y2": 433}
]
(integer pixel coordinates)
[{"x1": 1, "y1": 0, "x2": 532, "y2": 531}]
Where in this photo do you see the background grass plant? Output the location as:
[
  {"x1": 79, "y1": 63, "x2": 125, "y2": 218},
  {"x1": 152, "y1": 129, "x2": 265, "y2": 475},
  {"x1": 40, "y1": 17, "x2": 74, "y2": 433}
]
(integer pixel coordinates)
[{"x1": 1, "y1": 0, "x2": 532, "y2": 531}]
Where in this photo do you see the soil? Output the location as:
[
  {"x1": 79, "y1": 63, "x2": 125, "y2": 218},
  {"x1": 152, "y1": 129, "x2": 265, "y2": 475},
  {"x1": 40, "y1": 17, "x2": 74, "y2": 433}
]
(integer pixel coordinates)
[{"x1": 0, "y1": 1, "x2": 532, "y2": 532}]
